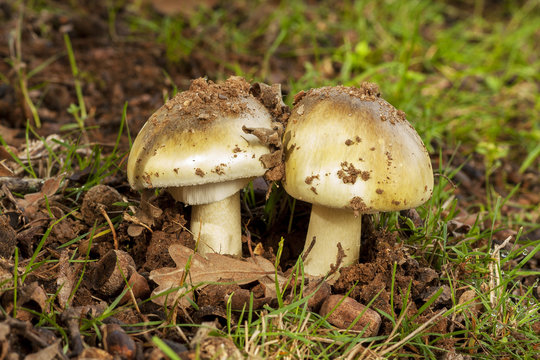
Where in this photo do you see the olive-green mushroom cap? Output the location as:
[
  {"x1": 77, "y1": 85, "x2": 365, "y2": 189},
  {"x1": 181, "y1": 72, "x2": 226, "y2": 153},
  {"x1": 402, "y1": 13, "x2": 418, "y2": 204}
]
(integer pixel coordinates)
[
  {"x1": 127, "y1": 77, "x2": 273, "y2": 196},
  {"x1": 283, "y1": 84, "x2": 434, "y2": 214}
]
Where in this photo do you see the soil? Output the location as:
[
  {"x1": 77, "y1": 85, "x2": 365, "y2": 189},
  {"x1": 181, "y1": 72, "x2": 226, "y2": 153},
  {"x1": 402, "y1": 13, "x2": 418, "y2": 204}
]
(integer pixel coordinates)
[{"x1": 0, "y1": 1, "x2": 538, "y2": 359}]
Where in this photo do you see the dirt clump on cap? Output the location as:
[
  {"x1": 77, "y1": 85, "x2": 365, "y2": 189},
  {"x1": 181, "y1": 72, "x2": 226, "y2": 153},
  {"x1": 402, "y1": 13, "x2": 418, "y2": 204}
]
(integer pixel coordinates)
[
  {"x1": 293, "y1": 82, "x2": 408, "y2": 126},
  {"x1": 348, "y1": 196, "x2": 371, "y2": 215},
  {"x1": 337, "y1": 161, "x2": 370, "y2": 184},
  {"x1": 249, "y1": 82, "x2": 290, "y2": 125},
  {"x1": 296, "y1": 82, "x2": 381, "y2": 105},
  {"x1": 304, "y1": 175, "x2": 320, "y2": 184},
  {"x1": 154, "y1": 76, "x2": 251, "y2": 127},
  {"x1": 243, "y1": 82, "x2": 290, "y2": 184}
]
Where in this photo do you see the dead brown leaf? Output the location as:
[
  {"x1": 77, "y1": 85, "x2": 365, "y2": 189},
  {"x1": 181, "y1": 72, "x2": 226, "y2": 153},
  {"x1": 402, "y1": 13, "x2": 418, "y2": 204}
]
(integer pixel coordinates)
[
  {"x1": 17, "y1": 174, "x2": 64, "y2": 212},
  {"x1": 1, "y1": 282, "x2": 48, "y2": 321},
  {"x1": 149, "y1": 244, "x2": 285, "y2": 308},
  {"x1": 56, "y1": 251, "x2": 76, "y2": 309},
  {"x1": 0, "y1": 162, "x2": 13, "y2": 176},
  {"x1": 126, "y1": 190, "x2": 162, "y2": 234},
  {"x1": 24, "y1": 339, "x2": 63, "y2": 360},
  {"x1": 0, "y1": 126, "x2": 22, "y2": 147}
]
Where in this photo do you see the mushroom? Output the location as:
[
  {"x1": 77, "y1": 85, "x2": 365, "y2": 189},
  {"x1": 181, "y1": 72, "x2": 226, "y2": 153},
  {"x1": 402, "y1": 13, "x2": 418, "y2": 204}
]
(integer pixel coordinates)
[
  {"x1": 283, "y1": 83, "x2": 434, "y2": 276},
  {"x1": 127, "y1": 77, "x2": 276, "y2": 255}
]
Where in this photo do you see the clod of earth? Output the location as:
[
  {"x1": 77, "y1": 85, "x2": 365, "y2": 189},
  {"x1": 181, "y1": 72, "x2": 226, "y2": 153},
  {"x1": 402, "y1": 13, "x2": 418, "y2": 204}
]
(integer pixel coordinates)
[
  {"x1": 319, "y1": 295, "x2": 382, "y2": 336},
  {"x1": 302, "y1": 279, "x2": 332, "y2": 311},
  {"x1": 0, "y1": 215, "x2": 16, "y2": 258},
  {"x1": 127, "y1": 76, "x2": 283, "y2": 255},
  {"x1": 283, "y1": 82, "x2": 434, "y2": 276},
  {"x1": 91, "y1": 249, "x2": 136, "y2": 297},
  {"x1": 0, "y1": 282, "x2": 48, "y2": 322},
  {"x1": 190, "y1": 321, "x2": 243, "y2": 360},
  {"x1": 81, "y1": 184, "x2": 124, "y2": 226}
]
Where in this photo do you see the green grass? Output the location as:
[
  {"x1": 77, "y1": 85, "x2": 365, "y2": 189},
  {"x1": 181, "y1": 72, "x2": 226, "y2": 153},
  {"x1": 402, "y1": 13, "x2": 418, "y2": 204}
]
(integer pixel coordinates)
[{"x1": 1, "y1": 0, "x2": 539, "y2": 359}]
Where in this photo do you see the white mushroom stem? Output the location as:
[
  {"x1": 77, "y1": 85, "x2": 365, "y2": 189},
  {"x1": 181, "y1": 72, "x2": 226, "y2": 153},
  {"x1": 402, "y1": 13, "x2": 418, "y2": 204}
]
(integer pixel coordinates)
[
  {"x1": 302, "y1": 204, "x2": 362, "y2": 276},
  {"x1": 191, "y1": 191, "x2": 242, "y2": 255},
  {"x1": 168, "y1": 178, "x2": 250, "y2": 256}
]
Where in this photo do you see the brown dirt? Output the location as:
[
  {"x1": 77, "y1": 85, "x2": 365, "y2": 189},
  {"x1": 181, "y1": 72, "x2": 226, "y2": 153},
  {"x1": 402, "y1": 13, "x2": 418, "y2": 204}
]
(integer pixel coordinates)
[
  {"x1": 80, "y1": 184, "x2": 123, "y2": 225},
  {"x1": 296, "y1": 83, "x2": 407, "y2": 126},
  {"x1": 151, "y1": 76, "x2": 251, "y2": 127},
  {"x1": 348, "y1": 196, "x2": 371, "y2": 214},
  {"x1": 337, "y1": 161, "x2": 370, "y2": 184},
  {"x1": 335, "y1": 228, "x2": 448, "y2": 335}
]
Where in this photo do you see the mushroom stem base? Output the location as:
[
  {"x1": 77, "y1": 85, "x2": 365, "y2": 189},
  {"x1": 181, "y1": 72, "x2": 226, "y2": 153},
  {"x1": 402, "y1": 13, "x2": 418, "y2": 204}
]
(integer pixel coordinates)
[
  {"x1": 302, "y1": 204, "x2": 362, "y2": 276},
  {"x1": 191, "y1": 192, "x2": 242, "y2": 255}
]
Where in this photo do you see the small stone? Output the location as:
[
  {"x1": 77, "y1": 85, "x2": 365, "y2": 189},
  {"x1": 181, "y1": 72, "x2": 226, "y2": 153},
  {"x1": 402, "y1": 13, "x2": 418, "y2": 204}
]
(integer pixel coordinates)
[
  {"x1": 319, "y1": 295, "x2": 381, "y2": 336},
  {"x1": 304, "y1": 280, "x2": 331, "y2": 311},
  {"x1": 103, "y1": 324, "x2": 137, "y2": 360},
  {"x1": 458, "y1": 289, "x2": 482, "y2": 317},
  {"x1": 119, "y1": 271, "x2": 150, "y2": 304}
]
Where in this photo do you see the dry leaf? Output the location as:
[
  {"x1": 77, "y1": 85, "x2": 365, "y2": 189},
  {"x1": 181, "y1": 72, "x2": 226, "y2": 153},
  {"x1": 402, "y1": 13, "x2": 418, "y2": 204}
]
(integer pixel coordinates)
[
  {"x1": 0, "y1": 126, "x2": 22, "y2": 148},
  {"x1": 21, "y1": 134, "x2": 63, "y2": 161},
  {"x1": 149, "y1": 244, "x2": 285, "y2": 308},
  {"x1": 123, "y1": 213, "x2": 150, "y2": 236},
  {"x1": 17, "y1": 174, "x2": 64, "y2": 211},
  {"x1": 0, "y1": 162, "x2": 13, "y2": 176},
  {"x1": 125, "y1": 190, "x2": 162, "y2": 233},
  {"x1": 253, "y1": 242, "x2": 264, "y2": 256},
  {"x1": 3, "y1": 282, "x2": 48, "y2": 321},
  {"x1": 56, "y1": 251, "x2": 76, "y2": 309},
  {"x1": 25, "y1": 340, "x2": 63, "y2": 360}
]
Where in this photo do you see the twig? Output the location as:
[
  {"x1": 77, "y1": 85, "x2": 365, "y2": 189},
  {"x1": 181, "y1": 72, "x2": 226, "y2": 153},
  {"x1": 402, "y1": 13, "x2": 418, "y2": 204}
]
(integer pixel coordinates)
[
  {"x1": 384, "y1": 302, "x2": 413, "y2": 346},
  {"x1": 489, "y1": 235, "x2": 512, "y2": 308},
  {"x1": 123, "y1": 213, "x2": 153, "y2": 232},
  {"x1": 127, "y1": 281, "x2": 141, "y2": 314},
  {"x1": 99, "y1": 206, "x2": 118, "y2": 250},
  {"x1": 245, "y1": 219, "x2": 255, "y2": 259},
  {"x1": 7, "y1": 317, "x2": 51, "y2": 349},
  {"x1": 0, "y1": 177, "x2": 44, "y2": 193},
  {"x1": 301, "y1": 236, "x2": 316, "y2": 263},
  {"x1": 433, "y1": 172, "x2": 456, "y2": 189},
  {"x1": 327, "y1": 242, "x2": 345, "y2": 279},
  {"x1": 343, "y1": 341, "x2": 381, "y2": 360},
  {"x1": 60, "y1": 307, "x2": 84, "y2": 357},
  {"x1": 174, "y1": 324, "x2": 190, "y2": 344}
]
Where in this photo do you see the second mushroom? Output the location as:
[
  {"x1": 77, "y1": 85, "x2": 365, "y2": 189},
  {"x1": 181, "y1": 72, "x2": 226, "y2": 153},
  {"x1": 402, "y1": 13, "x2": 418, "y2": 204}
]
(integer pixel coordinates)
[{"x1": 283, "y1": 83, "x2": 434, "y2": 276}]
